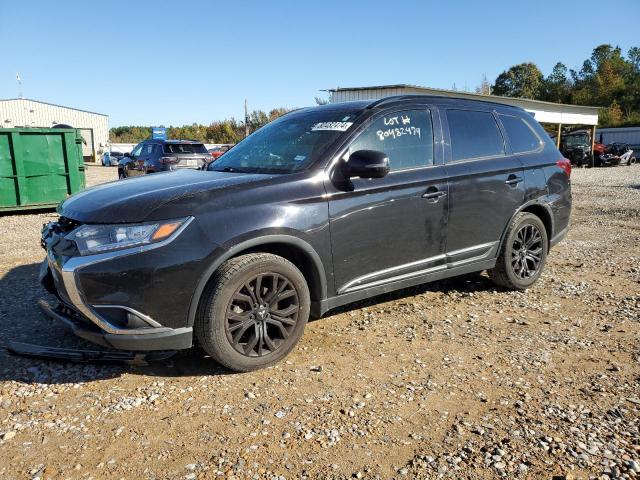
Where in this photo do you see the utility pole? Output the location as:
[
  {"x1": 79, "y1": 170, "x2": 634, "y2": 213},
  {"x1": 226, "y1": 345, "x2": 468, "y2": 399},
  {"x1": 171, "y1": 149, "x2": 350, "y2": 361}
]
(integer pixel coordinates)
[
  {"x1": 16, "y1": 73, "x2": 23, "y2": 99},
  {"x1": 244, "y1": 99, "x2": 249, "y2": 138}
]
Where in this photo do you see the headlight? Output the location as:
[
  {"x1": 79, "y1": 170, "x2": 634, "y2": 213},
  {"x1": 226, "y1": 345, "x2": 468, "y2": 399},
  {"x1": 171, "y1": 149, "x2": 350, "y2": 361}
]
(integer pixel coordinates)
[{"x1": 67, "y1": 218, "x2": 189, "y2": 256}]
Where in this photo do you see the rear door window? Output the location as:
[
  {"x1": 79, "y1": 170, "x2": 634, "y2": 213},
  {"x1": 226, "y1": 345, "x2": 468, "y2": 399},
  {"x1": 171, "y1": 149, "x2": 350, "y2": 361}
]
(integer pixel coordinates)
[
  {"x1": 142, "y1": 143, "x2": 154, "y2": 156},
  {"x1": 499, "y1": 114, "x2": 542, "y2": 153},
  {"x1": 348, "y1": 109, "x2": 434, "y2": 171},
  {"x1": 446, "y1": 109, "x2": 505, "y2": 161}
]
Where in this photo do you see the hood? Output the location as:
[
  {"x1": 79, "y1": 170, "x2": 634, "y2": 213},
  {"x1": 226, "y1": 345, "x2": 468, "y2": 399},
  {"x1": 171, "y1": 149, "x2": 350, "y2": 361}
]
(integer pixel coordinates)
[{"x1": 60, "y1": 169, "x2": 272, "y2": 223}]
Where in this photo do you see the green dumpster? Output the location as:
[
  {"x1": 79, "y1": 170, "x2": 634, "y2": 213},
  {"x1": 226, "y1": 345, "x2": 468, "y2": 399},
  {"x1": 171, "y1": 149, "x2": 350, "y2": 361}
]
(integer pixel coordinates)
[{"x1": 0, "y1": 128, "x2": 85, "y2": 211}]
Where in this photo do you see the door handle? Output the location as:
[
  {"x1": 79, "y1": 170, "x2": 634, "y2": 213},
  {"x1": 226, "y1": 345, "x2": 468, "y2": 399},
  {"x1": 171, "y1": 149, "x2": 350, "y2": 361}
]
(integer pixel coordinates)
[
  {"x1": 422, "y1": 189, "x2": 447, "y2": 202},
  {"x1": 505, "y1": 175, "x2": 523, "y2": 186}
]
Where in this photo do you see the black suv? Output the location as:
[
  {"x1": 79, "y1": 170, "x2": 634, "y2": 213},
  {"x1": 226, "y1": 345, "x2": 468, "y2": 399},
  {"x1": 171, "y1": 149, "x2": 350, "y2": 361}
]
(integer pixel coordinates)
[
  {"x1": 118, "y1": 139, "x2": 210, "y2": 178},
  {"x1": 40, "y1": 95, "x2": 571, "y2": 372}
]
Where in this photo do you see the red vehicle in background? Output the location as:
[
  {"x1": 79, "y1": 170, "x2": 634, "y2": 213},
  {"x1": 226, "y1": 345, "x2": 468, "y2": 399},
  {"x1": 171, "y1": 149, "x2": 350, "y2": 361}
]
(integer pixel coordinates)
[
  {"x1": 208, "y1": 144, "x2": 234, "y2": 161},
  {"x1": 593, "y1": 140, "x2": 607, "y2": 160}
]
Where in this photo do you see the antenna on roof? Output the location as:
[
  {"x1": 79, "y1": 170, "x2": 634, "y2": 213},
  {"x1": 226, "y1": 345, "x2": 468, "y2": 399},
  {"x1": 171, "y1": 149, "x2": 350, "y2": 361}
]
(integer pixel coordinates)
[{"x1": 16, "y1": 73, "x2": 24, "y2": 99}]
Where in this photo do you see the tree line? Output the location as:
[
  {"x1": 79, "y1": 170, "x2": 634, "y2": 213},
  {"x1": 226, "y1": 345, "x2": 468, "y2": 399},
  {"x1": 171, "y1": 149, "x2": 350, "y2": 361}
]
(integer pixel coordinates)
[
  {"x1": 110, "y1": 44, "x2": 639, "y2": 144},
  {"x1": 109, "y1": 108, "x2": 291, "y2": 144},
  {"x1": 490, "y1": 44, "x2": 639, "y2": 127}
]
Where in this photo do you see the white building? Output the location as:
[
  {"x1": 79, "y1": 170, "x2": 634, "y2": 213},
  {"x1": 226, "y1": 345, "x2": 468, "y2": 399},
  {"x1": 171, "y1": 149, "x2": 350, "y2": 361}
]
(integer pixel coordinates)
[{"x1": 0, "y1": 98, "x2": 109, "y2": 162}]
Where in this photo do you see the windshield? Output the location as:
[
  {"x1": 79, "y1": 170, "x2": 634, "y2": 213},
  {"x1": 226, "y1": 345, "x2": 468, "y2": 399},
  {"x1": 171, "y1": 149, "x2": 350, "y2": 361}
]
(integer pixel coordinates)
[
  {"x1": 164, "y1": 143, "x2": 208, "y2": 154},
  {"x1": 207, "y1": 107, "x2": 362, "y2": 174},
  {"x1": 564, "y1": 134, "x2": 589, "y2": 147}
]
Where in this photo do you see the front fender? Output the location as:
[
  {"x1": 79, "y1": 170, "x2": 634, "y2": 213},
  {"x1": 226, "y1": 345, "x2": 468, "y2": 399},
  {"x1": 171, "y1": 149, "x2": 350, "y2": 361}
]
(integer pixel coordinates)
[{"x1": 186, "y1": 231, "x2": 328, "y2": 328}]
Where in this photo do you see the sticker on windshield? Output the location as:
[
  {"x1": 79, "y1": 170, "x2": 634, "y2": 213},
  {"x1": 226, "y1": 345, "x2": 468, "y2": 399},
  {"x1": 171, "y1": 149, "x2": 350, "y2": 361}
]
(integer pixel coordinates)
[
  {"x1": 311, "y1": 121, "x2": 353, "y2": 132},
  {"x1": 294, "y1": 155, "x2": 306, "y2": 162}
]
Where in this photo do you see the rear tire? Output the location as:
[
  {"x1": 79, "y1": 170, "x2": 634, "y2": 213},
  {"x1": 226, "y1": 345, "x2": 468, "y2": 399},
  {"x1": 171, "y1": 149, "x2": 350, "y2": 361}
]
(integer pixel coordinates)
[
  {"x1": 489, "y1": 212, "x2": 548, "y2": 290},
  {"x1": 195, "y1": 253, "x2": 310, "y2": 372}
]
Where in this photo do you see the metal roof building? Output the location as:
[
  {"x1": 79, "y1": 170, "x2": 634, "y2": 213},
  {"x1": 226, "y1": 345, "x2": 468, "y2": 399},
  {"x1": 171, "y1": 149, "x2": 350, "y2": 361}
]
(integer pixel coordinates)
[
  {"x1": 325, "y1": 84, "x2": 600, "y2": 147},
  {"x1": 0, "y1": 98, "x2": 109, "y2": 162}
]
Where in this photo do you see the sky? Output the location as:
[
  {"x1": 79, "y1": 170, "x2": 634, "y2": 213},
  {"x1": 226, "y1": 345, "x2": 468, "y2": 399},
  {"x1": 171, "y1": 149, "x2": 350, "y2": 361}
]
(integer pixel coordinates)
[{"x1": 1, "y1": 0, "x2": 639, "y2": 127}]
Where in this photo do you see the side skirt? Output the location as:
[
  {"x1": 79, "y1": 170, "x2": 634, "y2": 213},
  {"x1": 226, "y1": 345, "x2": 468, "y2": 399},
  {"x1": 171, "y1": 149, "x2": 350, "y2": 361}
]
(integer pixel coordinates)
[{"x1": 311, "y1": 259, "x2": 496, "y2": 317}]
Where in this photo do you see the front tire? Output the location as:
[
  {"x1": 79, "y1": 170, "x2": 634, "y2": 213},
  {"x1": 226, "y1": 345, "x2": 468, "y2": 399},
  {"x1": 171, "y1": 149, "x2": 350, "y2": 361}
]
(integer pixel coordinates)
[
  {"x1": 489, "y1": 212, "x2": 548, "y2": 290},
  {"x1": 195, "y1": 253, "x2": 310, "y2": 372},
  {"x1": 586, "y1": 153, "x2": 594, "y2": 168}
]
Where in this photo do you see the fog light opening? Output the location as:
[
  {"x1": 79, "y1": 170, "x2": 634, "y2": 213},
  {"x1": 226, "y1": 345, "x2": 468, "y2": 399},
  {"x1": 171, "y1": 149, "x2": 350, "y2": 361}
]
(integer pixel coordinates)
[{"x1": 126, "y1": 312, "x2": 153, "y2": 329}]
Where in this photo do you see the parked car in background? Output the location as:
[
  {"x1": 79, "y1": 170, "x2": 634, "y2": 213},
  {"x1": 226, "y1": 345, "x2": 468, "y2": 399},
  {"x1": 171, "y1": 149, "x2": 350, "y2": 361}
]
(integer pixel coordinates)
[
  {"x1": 208, "y1": 144, "x2": 234, "y2": 161},
  {"x1": 102, "y1": 150, "x2": 126, "y2": 167},
  {"x1": 40, "y1": 96, "x2": 571, "y2": 372},
  {"x1": 118, "y1": 140, "x2": 210, "y2": 178}
]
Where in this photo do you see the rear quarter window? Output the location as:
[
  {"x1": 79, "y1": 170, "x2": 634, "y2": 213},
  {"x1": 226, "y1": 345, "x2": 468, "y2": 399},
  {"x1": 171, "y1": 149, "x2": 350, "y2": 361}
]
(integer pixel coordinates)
[
  {"x1": 499, "y1": 114, "x2": 542, "y2": 153},
  {"x1": 446, "y1": 109, "x2": 505, "y2": 161}
]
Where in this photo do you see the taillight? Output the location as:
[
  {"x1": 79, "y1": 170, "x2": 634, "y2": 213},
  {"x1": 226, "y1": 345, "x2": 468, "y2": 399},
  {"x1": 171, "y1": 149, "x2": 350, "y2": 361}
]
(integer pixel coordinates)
[
  {"x1": 556, "y1": 158, "x2": 571, "y2": 178},
  {"x1": 159, "y1": 156, "x2": 178, "y2": 165}
]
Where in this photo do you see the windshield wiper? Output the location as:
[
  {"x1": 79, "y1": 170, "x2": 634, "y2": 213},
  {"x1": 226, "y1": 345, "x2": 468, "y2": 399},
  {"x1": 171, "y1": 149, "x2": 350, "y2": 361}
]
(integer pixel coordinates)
[{"x1": 209, "y1": 166, "x2": 250, "y2": 173}]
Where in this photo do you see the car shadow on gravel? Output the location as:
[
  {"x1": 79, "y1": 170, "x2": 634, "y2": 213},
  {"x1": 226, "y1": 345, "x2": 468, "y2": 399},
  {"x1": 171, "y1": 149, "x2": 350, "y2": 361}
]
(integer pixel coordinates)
[{"x1": 0, "y1": 265, "x2": 497, "y2": 385}]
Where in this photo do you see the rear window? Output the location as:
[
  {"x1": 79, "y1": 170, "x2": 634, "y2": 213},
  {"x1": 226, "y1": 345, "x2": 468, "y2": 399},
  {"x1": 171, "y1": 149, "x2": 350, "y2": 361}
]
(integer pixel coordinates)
[
  {"x1": 499, "y1": 114, "x2": 542, "y2": 153},
  {"x1": 110, "y1": 151, "x2": 124, "y2": 157},
  {"x1": 447, "y1": 110, "x2": 505, "y2": 161},
  {"x1": 163, "y1": 143, "x2": 208, "y2": 154}
]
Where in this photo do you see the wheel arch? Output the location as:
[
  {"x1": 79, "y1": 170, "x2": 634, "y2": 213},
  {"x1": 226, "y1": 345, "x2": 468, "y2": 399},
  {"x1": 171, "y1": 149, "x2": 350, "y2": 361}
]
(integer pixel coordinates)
[
  {"x1": 519, "y1": 202, "x2": 553, "y2": 244},
  {"x1": 499, "y1": 200, "x2": 554, "y2": 254},
  {"x1": 187, "y1": 235, "x2": 328, "y2": 327}
]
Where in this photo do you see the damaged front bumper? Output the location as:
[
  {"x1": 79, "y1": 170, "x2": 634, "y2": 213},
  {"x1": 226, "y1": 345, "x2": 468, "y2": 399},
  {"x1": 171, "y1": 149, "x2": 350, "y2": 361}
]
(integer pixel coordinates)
[
  {"x1": 39, "y1": 219, "x2": 196, "y2": 352},
  {"x1": 38, "y1": 299, "x2": 192, "y2": 351}
]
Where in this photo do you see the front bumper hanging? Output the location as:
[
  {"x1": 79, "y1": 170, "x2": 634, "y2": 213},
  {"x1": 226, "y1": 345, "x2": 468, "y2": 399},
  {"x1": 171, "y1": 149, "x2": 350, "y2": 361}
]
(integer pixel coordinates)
[
  {"x1": 38, "y1": 299, "x2": 192, "y2": 351},
  {"x1": 6, "y1": 340, "x2": 175, "y2": 366},
  {"x1": 4, "y1": 300, "x2": 179, "y2": 366}
]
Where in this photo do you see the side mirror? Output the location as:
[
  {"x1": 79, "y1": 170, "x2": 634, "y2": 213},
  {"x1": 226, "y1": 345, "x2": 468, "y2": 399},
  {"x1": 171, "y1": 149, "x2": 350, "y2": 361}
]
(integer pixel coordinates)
[{"x1": 345, "y1": 150, "x2": 390, "y2": 179}]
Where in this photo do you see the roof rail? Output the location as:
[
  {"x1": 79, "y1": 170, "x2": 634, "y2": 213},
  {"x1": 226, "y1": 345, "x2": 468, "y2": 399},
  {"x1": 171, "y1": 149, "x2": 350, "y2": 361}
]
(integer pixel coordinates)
[
  {"x1": 366, "y1": 95, "x2": 433, "y2": 109},
  {"x1": 365, "y1": 93, "x2": 526, "y2": 111}
]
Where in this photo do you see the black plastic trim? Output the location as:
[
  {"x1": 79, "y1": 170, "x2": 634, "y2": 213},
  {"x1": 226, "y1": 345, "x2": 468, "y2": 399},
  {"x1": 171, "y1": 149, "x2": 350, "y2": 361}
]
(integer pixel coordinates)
[
  {"x1": 40, "y1": 300, "x2": 193, "y2": 351},
  {"x1": 313, "y1": 259, "x2": 496, "y2": 317}
]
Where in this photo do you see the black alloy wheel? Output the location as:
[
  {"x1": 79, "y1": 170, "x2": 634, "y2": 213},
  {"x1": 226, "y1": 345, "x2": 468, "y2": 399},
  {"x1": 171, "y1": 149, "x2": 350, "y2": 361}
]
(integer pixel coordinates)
[
  {"x1": 225, "y1": 273, "x2": 300, "y2": 357},
  {"x1": 489, "y1": 212, "x2": 548, "y2": 290},
  {"x1": 195, "y1": 253, "x2": 310, "y2": 372},
  {"x1": 511, "y1": 224, "x2": 543, "y2": 279}
]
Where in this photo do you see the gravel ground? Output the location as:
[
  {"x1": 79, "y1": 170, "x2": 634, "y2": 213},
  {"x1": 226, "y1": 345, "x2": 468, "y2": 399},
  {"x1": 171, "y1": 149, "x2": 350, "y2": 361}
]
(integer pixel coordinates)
[{"x1": 0, "y1": 164, "x2": 638, "y2": 480}]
